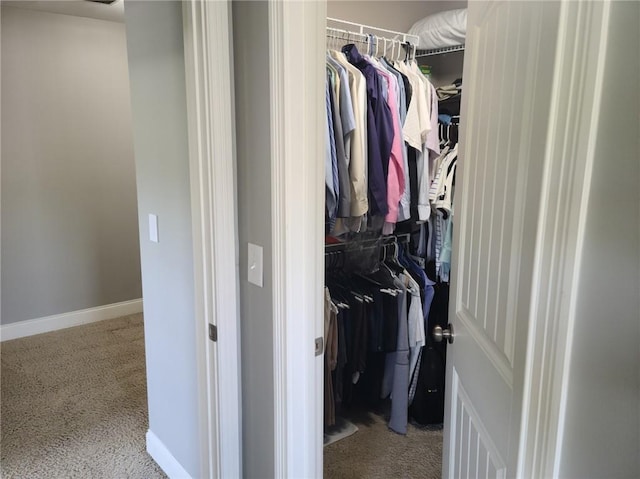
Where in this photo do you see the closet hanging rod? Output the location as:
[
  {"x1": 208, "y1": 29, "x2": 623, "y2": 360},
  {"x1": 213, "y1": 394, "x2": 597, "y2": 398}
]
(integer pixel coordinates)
[
  {"x1": 326, "y1": 27, "x2": 369, "y2": 42},
  {"x1": 326, "y1": 28, "x2": 413, "y2": 60},
  {"x1": 324, "y1": 233, "x2": 411, "y2": 252},
  {"x1": 326, "y1": 17, "x2": 419, "y2": 45}
]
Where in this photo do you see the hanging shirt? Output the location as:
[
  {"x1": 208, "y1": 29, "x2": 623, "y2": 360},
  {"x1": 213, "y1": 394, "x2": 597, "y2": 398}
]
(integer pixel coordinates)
[
  {"x1": 343, "y1": 44, "x2": 394, "y2": 217},
  {"x1": 329, "y1": 50, "x2": 369, "y2": 219},
  {"x1": 324, "y1": 288, "x2": 339, "y2": 427},
  {"x1": 395, "y1": 60, "x2": 429, "y2": 152},
  {"x1": 395, "y1": 60, "x2": 431, "y2": 222},
  {"x1": 410, "y1": 62, "x2": 435, "y2": 222},
  {"x1": 426, "y1": 82, "x2": 441, "y2": 160},
  {"x1": 327, "y1": 65, "x2": 351, "y2": 218},
  {"x1": 368, "y1": 60, "x2": 405, "y2": 232},
  {"x1": 382, "y1": 59, "x2": 412, "y2": 223},
  {"x1": 387, "y1": 274, "x2": 410, "y2": 435},
  {"x1": 429, "y1": 144, "x2": 458, "y2": 206},
  {"x1": 440, "y1": 215, "x2": 453, "y2": 283},
  {"x1": 327, "y1": 55, "x2": 356, "y2": 166},
  {"x1": 325, "y1": 79, "x2": 338, "y2": 225}
]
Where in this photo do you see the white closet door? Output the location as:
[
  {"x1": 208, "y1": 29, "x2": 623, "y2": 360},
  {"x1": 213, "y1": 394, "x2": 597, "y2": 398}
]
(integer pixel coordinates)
[{"x1": 443, "y1": 1, "x2": 561, "y2": 477}]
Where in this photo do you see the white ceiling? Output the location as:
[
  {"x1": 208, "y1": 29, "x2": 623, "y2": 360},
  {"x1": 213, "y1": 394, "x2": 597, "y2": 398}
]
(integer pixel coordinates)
[{"x1": 2, "y1": 0, "x2": 125, "y2": 23}]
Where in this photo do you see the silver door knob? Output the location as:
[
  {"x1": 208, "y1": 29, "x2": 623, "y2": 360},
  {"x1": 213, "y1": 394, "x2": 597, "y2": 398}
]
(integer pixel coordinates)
[{"x1": 433, "y1": 324, "x2": 455, "y2": 344}]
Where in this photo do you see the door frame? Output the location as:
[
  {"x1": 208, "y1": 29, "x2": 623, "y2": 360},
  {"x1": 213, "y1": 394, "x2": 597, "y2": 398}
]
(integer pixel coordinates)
[
  {"x1": 182, "y1": 1, "x2": 242, "y2": 478},
  {"x1": 268, "y1": 1, "x2": 326, "y2": 477},
  {"x1": 517, "y1": 0, "x2": 612, "y2": 477},
  {"x1": 267, "y1": 0, "x2": 614, "y2": 477}
]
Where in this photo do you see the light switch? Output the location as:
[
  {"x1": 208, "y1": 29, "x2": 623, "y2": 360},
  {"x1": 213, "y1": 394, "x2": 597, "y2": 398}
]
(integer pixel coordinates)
[
  {"x1": 149, "y1": 214, "x2": 159, "y2": 243},
  {"x1": 247, "y1": 243, "x2": 263, "y2": 287}
]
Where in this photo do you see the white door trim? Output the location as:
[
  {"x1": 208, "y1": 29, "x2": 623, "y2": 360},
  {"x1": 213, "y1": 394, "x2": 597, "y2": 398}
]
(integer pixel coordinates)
[
  {"x1": 182, "y1": 1, "x2": 242, "y2": 478},
  {"x1": 268, "y1": 1, "x2": 326, "y2": 477},
  {"x1": 518, "y1": 1, "x2": 612, "y2": 477}
]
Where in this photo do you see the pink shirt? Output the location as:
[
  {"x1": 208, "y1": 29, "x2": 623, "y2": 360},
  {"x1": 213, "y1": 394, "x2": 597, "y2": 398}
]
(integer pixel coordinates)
[{"x1": 373, "y1": 66, "x2": 405, "y2": 229}]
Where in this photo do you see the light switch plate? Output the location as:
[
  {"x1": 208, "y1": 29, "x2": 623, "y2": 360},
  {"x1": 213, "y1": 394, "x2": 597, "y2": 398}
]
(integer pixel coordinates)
[
  {"x1": 247, "y1": 243, "x2": 263, "y2": 287},
  {"x1": 149, "y1": 214, "x2": 159, "y2": 243}
]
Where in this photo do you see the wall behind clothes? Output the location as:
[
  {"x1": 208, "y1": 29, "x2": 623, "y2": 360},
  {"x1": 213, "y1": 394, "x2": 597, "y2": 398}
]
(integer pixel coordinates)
[
  {"x1": 232, "y1": 2, "x2": 275, "y2": 478},
  {"x1": 1, "y1": 6, "x2": 142, "y2": 325},
  {"x1": 124, "y1": 2, "x2": 199, "y2": 476},
  {"x1": 558, "y1": 1, "x2": 640, "y2": 477}
]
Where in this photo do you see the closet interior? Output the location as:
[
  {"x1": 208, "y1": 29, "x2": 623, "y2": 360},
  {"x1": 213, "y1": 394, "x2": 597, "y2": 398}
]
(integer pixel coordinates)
[{"x1": 322, "y1": 5, "x2": 466, "y2": 478}]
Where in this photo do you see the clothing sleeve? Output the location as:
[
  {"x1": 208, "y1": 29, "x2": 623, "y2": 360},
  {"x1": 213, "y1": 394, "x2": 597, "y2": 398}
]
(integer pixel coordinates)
[
  {"x1": 330, "y1": 59, "x2": 355, "y2": 137},
  {"x1": 408, "y1": 288, "x2": 425, "y2": 382},
  {"x1": 417, "y1": 149, "x2": 431, "y2": 221},
  {"x1": 325, "y1": 81, "x2": 337, "y2": 218},
  {"x1": 426, "y1": 82, "x2": 441, "y2": 159}
]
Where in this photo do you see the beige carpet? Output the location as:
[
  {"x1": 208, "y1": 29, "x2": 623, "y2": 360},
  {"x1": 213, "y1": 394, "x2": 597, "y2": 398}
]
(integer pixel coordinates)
[
  {"x1": 324, "y1": 411, "x2": 443, "y2": 479},
  {"x1": 1, "y1": 314, "x2": 166, "y2": 479}
]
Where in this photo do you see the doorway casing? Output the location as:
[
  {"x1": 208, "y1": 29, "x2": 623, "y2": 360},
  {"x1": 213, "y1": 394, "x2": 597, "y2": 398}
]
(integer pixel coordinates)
[{"x1": 182, "y1": 1, "x2": 242, "y2": 478}]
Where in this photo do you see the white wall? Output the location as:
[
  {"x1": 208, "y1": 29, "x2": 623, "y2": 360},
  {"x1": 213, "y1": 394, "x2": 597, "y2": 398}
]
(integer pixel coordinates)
[
  {"x1": 1, "y1": 6, "x2": 141, "y2": 324},
  {"x1": 123, "y1": 2, "x2": 200, "y2": 476},
  {"x1": 558, "y1": 2, "x2": 640, "y2": 477}
]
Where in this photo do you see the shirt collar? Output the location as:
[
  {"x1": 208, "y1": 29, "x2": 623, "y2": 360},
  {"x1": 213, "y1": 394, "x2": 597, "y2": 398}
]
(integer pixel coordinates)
[{"x1": 342, "y1": 44, "x2": 364, "y2": 65}]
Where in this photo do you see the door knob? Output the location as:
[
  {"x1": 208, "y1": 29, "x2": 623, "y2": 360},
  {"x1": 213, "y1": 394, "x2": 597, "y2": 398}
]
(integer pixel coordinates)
[{"x1": 433, "y1": 324, "x2": 454, "y2": 344}]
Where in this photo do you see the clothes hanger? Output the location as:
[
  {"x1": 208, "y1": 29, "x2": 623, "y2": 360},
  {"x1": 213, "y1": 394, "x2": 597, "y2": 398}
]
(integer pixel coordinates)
[{"x1": 384, "y1": 240, "x2": 405, "y2": 275}]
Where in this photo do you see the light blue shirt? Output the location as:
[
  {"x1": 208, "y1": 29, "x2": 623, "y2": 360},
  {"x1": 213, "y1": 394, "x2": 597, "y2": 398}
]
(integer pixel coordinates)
[{"x1": 325, "y1": 78, "x2": 338, "y2": 220}]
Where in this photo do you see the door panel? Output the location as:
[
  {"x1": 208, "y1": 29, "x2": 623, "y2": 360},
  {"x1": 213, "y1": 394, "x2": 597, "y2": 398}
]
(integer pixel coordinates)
[
  {"x1": 444, "y1": 1, "x2": 561, "y2": 476},
  {"x1": 451, "y1": 371, "x2": 506, "y2": 479}
]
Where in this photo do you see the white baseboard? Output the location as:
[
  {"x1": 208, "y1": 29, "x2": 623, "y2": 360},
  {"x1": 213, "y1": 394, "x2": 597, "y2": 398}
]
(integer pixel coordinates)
[
  {"x1": 0, "y1": 298, "x2": 143, "y2": 342},
  {"x1": 146, "y1": 430, "x2": 193, "y2": 479}
]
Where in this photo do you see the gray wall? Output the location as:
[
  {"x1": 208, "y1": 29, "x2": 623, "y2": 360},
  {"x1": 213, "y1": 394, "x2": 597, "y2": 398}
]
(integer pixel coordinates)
[
  {"x1": 123, "y1": 2, "x2": 199, "y2": 476},
  {"x1": 558, "y1": 1, "x2": 640, "y2": 477},
  {"x1": 232, "y1": 2, "x2": 275, "y2": 478},
  {"x1": 1, "y1": 6, "x2": 141, "y2": 324}
]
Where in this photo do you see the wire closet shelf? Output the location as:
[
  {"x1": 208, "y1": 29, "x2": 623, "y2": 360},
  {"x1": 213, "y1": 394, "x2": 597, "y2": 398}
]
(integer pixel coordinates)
[
  {"x1": 326, "y1": 17, "x2": 420, "y2": 61},
  {"x1": 416, "y1": 44, "x2": 465, "y2": 58},
  {"x1": 326, "y1": 17, "x2": 465, "y2": 60}
]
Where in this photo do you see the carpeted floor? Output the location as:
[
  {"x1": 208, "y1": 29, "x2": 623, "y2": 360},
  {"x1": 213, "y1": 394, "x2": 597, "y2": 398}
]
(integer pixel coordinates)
[
  {"x1": 1, "y1": 314, "x2": 442, "y2": 478},
  {"x1": 1, "y1": 314, "x2": 166, "y2": 479},
  {"x1": 324, "y1": 410, "x2": 443, "y2": 479}
]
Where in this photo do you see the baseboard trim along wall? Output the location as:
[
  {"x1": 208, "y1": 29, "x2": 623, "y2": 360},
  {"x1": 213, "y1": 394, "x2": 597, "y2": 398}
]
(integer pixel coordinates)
[
  {"x1": 0, "y1": 299, "x2": 143, "y2": 342},
  {"x1": 146, "y1": 430, "x2": 193, "y2": 479}
]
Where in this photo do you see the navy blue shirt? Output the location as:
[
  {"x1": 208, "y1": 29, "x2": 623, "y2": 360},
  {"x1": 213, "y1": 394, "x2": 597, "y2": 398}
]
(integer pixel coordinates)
[{"x1": 343, "y1": 44, "x2": 394, "y2": 217}]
